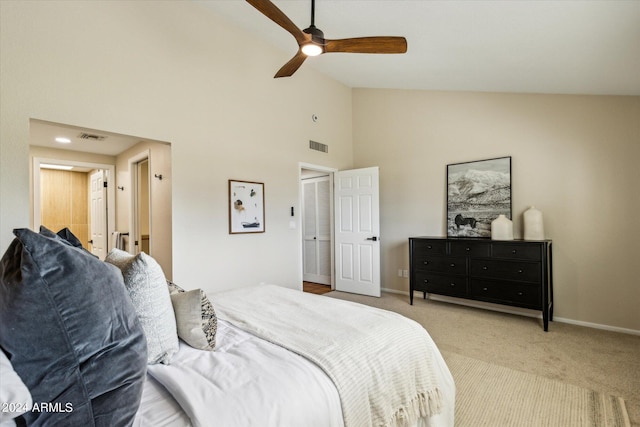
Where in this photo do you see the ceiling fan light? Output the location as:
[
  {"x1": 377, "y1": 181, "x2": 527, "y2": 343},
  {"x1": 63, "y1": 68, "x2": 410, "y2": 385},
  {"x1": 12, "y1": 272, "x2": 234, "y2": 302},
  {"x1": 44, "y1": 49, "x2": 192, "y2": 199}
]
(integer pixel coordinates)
[{"x1": 301, "y1": 43, "x2": 323, "y2": 56}]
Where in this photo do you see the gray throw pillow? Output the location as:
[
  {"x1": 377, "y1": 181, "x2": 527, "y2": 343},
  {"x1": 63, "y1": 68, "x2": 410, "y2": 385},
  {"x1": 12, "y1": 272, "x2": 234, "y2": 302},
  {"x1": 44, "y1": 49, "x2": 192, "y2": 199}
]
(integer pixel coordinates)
[
  {"x1": 0, "y1": 228, "x2": 147, "y2": 426},
  {"x1": 170, "y1": 288, "x2": 217, "y2": 351},
  {"x1": 106, "y1": 249, "x2": 179, "y2": 364}
]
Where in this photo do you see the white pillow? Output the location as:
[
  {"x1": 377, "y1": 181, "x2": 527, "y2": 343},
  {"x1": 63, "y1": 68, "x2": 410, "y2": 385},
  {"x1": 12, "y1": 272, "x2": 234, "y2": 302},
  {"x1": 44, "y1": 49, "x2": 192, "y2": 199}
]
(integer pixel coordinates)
[
  {"x1": 0, "y1": 351, "x2": 32, "y2": 424},
  {"x1": 170, "y1": 289, "x2": 217, "y2": 351},
  {"x1": 105, "y1": 249, "x2": 179, "y2": 364}
]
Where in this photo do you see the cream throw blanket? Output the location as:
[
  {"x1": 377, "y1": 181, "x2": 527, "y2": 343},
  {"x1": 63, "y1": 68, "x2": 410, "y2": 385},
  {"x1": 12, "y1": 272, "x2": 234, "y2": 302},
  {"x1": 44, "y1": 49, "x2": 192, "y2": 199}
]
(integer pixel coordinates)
[{"x1": 213, "y1": 285, "x2": 444, "y2": 427}]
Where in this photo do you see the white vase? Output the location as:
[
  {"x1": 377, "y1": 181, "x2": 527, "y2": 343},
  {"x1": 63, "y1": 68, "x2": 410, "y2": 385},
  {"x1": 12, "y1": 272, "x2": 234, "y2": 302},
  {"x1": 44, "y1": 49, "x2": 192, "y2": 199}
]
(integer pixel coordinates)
[
  {"x1": 491, "y1": 214, "x2": 513, "y2": 240},
  {"x1": 524, "y1": 206, "x2": 545, "y2": 240}
]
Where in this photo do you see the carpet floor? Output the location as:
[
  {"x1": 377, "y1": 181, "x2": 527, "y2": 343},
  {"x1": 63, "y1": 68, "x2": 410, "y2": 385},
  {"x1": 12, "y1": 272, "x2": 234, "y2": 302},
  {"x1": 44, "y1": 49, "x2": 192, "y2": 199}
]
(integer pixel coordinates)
[
  {"x1": 445, "y1": 351, "x2": 629, "y2": 426},
  {"x1": 326, "y1": 290, "x2": 639, "y2": 427}
]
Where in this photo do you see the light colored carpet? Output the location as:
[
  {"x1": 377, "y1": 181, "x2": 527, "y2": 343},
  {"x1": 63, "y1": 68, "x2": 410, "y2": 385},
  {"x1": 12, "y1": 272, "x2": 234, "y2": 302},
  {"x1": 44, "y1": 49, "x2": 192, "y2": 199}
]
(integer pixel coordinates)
[
  {"x1": 444, "y1": 351, "x2": 630, "y2": 427},
  {"x1": 324, "y1": 290, "x2": 640, "y2": 427}
]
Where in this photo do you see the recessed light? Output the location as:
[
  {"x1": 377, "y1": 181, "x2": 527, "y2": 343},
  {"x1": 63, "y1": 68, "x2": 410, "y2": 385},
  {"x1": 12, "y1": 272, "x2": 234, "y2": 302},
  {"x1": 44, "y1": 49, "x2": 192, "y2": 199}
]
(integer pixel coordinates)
[
  {"x1": 55, "y1": 137, "x2": 71, "y2": 144},
  {"x1": 41, "y1": 163, "x2": 73, "y2": 170}
]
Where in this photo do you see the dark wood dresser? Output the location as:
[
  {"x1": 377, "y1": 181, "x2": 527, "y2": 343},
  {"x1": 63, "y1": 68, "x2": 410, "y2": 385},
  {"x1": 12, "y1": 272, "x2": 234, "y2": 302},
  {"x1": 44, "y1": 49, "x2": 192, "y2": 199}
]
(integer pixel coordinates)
[{"x1": 409, "y1": 237, "x2": 553, "y2": 331}]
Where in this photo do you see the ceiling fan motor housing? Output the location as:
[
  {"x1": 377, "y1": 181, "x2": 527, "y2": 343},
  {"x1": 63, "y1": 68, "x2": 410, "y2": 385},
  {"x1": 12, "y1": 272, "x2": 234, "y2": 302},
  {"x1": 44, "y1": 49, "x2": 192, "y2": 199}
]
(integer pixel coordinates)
[{"x1": 303, "y1": 25, "x2": 325, "y2": 45}]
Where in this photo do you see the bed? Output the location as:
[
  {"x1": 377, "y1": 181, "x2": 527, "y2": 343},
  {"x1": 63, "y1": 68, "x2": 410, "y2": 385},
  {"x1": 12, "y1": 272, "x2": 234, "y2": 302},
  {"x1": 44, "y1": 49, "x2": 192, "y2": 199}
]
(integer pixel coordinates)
[
  {"x1": 135, "y1": 285, "x2": 455, "y2": 427},
  {"x1": 0, "y1": 228, "x2": 455, "y2": 427}
]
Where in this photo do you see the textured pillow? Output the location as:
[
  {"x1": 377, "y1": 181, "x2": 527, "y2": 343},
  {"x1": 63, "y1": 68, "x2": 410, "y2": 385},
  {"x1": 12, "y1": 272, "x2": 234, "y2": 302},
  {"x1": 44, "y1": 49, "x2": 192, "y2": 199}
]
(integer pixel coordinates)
[
  {"x1": 0, "y1": 228, "x2": 147, "y2": 426},
  {"x1": 170, "y1": 288, "x2": 217, "y2": 351},
  {"x1": 106, "y1": 249, "x2": 179, "y2": 364},
  {"x1": 0, "y1": 350, "x2": 32, "y2": 424}
]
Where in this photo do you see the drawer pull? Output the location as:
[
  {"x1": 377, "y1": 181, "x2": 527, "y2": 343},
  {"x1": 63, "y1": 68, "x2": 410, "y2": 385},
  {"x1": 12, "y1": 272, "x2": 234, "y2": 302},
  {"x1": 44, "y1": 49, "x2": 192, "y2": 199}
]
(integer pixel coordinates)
[
  {"x1": 512, "y1": 249, "x2": 517, "y2": 254},
  {"x1": 482, "y1": 266, "x2": 488, "y2": 270},
  {"x1": 450, "y1": 263, "x2": 456, "y2": 267},
  {"x1": 427, "y1": 245, "x2": 432, "y2": 249},
  {"x1": 517, "y1": 292, "x2": 524, "y2": 296},
  {"x1": 423, "y1": 279, "x2": 429, "y2": 283},
  {"x1": 423, "y1": 261, "x2": 429, "y2": 265},
  {"x1": 517, "y1": 269, "x2": 524, "y2": 274},
  {"x1": 483, "y1": 287, "x2": 488, "y2": 291},
  {"x1": 465, "y1": 247, "x2": 470, "y2": 251},
  {"x1": 450, "y1": 283, "x2": 456, "y2": 287}
]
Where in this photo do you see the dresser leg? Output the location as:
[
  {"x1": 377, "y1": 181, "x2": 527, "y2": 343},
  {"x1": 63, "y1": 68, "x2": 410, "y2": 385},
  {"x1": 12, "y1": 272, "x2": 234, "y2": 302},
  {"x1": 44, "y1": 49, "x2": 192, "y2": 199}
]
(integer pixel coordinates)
[{"x1": 410, "y1": 292, "x2": 414, "y2": 305}]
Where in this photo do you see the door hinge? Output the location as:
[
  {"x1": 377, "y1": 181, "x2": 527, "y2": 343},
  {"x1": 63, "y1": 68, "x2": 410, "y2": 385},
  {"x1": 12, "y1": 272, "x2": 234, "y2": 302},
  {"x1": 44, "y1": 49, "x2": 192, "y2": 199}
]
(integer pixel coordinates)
[{"x1": 103, "y1": 181, "x2": 108, "y2": 188}]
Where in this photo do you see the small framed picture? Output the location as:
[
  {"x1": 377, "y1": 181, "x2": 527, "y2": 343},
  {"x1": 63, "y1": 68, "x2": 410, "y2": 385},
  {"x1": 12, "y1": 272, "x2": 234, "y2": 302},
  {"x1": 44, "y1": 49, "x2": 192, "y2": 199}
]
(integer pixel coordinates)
[
  {"x1": 447, "y1": 156, "x2": 511, "y2": 238},
  {"x1": 229, "y1": 180, "x2": 265, "y2": 234}
]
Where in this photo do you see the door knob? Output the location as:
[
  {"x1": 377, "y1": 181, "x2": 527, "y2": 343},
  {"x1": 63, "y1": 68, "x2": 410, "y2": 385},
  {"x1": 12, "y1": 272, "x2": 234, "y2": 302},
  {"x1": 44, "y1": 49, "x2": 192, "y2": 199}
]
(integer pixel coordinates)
[{"x1": 366, "y1": 236, "x2": 378, "y2": 241}]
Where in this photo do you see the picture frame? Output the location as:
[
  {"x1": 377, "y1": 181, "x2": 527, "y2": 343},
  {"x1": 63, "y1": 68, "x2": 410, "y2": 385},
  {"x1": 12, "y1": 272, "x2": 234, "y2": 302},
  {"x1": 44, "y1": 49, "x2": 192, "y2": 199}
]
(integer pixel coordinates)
[
  {"x1": 229, "y1": 180, "x2": 265, "y2": 234},
  {"x1": 446, "y1": 156, "x2": 511, "y2": 238}
]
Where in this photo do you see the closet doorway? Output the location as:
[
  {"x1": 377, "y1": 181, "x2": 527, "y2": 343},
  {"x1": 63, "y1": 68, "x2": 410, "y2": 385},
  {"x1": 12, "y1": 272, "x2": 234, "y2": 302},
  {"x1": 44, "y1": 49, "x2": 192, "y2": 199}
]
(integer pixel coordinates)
[{"x1": 300, "y1": 164, "x2": 335, "y2": 292}]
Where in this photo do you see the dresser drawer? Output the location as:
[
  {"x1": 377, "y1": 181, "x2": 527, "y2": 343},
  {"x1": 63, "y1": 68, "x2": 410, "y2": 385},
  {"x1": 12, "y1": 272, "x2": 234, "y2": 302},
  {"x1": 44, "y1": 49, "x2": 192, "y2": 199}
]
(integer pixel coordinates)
[
  {"x1": 471, "y1": 259, "x2": 540, "y2": 282},
  {"x1": 491, "y1": 243, "x2": 541, "y2": 261},
  {"x1": 449, "y1": 241, "x2": 491, "y2": 257},
  {"x1": 412, "y1": 240, "x2": 446, "y2": 256},
  {"x1": 414, "y1": 256, "x2": 467, "y2": 275},
  {"x1": 415, "y1": 271, "x2": 467, "y2": 297},
  {"x1": 471, "y1": 279, "x2": 540, "y2": 309}
]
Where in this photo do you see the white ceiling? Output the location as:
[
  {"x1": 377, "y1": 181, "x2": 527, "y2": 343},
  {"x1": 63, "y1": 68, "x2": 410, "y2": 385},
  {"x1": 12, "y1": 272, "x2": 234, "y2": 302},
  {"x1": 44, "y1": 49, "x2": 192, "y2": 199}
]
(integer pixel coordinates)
[{"x1": 200, "y1": 0, "x2": 640, "y2": 95}]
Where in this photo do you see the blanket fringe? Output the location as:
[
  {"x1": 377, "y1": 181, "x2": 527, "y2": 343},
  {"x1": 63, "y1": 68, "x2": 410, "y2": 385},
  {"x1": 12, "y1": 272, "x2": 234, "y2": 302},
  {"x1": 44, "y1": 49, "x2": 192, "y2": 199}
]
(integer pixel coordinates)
[{"x1": 385, "y1": 388, "x2": 443, "y2": 427}]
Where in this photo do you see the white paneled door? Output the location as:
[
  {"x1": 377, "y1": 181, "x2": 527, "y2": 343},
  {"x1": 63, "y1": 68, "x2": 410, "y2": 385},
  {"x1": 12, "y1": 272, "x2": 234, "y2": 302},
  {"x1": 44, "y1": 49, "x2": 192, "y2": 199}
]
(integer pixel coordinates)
[
  {"x1": 302, "y1": 176, "x2": 331, "y2": 285},
  {"x1": 89, "y1": 169, "x2": 107, "y2": 260},
  {"x1": 334, "y1": 167, "x2": 380, "y2": 297}
]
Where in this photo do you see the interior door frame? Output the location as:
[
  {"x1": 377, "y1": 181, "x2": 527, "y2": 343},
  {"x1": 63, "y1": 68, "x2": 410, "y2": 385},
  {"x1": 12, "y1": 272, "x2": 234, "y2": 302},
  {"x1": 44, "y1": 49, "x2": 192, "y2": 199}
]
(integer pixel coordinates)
[
  {"x1": 128, "y1": 150, "x2": 151, "y2": 255},
  {"x1": 298, "y1": 162, "x2": 337, "y2": 291},
  {"x1": 32, "y1": 157, "x2": 115, "y2": 250}
]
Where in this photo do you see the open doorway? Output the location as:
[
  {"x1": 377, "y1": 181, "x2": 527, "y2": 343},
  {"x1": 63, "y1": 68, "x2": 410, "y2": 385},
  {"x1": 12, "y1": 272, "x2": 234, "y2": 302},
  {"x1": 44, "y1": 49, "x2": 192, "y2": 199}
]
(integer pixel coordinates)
[
  {"x1": 33, "y1": 158, "x2": 115, "y2": 260},
  {"x1": 129, "y1": 152, "x2": 151, "y2": 255},
  {"x1": 299, "y1": 164, "x2": 382, "y2": 297},
  {"x1": 300, "y1": 163, "x2": 336, "y2": 295}
]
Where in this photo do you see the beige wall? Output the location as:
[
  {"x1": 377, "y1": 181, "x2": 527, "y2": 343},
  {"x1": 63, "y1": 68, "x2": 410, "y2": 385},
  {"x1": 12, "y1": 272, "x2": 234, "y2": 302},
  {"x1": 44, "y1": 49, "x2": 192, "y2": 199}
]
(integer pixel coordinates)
[
  {"x1": 353, "y1": 89, "x2": 640, "y2": 332},
  {"x1": 0, "y1": 1, "x2": 353, "y2": 295}
]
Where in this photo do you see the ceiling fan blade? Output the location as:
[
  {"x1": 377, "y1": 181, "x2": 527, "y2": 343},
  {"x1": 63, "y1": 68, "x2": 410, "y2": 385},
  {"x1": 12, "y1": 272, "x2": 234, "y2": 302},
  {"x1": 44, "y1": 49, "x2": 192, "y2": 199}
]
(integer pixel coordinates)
[
  {"x1": 246, "y1": 0, "x2": 308, "y2": 45},
  {"x1": 275, "y1": 50, "x2": 307, "y2": 78},
  {"x1": 325, "y1": 37, "x2": 407, "y2": 54}
]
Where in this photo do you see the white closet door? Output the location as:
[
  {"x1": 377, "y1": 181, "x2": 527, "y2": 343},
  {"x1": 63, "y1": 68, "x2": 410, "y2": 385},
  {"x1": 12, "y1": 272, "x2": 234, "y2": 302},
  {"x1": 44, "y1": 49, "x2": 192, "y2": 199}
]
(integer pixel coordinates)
[
  {"x1": 89, "y1": 169, "x2": 107, "y2": 260},
  {"x1": 302, "y1": 176, "x2": 331, "y2": 285}
]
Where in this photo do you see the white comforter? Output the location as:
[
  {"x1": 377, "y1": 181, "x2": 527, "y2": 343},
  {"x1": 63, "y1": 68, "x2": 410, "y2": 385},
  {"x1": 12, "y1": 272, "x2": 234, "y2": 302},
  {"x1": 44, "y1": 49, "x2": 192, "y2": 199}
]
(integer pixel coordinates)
[
  {"x1": 135, "y1": 285, "x2": 455, "y2": 427},
  {"x1": 140, "y1": 319, "x2": 343, "y2": 427}
]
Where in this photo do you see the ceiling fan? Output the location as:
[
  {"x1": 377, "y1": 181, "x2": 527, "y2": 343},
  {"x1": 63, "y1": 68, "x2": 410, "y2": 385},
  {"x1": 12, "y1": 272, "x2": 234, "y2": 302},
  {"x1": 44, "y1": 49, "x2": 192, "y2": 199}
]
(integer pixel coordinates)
[{"x1": 246, "y1": 0, "x2": 408, "y2": 78}]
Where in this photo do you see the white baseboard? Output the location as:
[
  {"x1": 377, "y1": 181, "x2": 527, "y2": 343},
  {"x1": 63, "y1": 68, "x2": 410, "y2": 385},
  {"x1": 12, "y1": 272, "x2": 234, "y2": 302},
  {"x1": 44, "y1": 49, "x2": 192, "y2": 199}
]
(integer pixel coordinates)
[{"x1": 381, "y1": 288, "x2": 640, "y2": 336}]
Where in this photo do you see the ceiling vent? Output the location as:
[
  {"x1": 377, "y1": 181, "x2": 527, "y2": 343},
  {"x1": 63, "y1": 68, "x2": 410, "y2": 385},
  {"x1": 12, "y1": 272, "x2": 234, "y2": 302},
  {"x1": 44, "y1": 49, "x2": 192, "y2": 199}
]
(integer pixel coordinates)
[
  {"x1": 309, "y1": 140, "x2": 328, "y2": 153},
  {"x1": 77, "y1": 132, "x2": 107, "y2": 141}
]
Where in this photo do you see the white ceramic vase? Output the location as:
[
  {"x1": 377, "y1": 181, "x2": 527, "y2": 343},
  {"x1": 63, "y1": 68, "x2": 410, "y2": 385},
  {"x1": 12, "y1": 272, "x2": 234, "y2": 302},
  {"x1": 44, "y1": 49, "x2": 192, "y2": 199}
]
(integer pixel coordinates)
[
  {"x1": 491, "y1": 214, "x2": 513, "y2": 240},
  {"x1": 524, "y1": 206, "x2": 545, "y2": 240}
]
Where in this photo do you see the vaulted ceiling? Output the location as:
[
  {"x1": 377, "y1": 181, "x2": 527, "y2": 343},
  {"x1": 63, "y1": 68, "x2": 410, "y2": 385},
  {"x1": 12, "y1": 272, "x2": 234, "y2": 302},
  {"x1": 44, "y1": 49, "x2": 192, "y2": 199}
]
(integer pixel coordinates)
[{"x1": 201, "y1": 0, "x2": 640, "y2": 95}]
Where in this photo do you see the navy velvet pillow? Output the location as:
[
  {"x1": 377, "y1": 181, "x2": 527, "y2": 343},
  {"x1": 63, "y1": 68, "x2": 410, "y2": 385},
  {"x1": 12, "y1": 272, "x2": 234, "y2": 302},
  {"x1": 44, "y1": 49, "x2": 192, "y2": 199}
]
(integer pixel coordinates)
[{"x1": 0, "y1": 228, "x2": 147, "y2": 426}]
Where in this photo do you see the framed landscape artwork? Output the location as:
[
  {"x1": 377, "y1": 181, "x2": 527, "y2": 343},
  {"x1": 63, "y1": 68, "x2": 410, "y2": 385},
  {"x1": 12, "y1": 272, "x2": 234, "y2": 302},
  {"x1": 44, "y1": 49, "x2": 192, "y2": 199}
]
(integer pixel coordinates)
[
  {"x1": 229, "y1": 180, "x2": 265, "y2": 234},
  {"x1": 447, "y1": 156, "x2": 512, "y2": 238}
]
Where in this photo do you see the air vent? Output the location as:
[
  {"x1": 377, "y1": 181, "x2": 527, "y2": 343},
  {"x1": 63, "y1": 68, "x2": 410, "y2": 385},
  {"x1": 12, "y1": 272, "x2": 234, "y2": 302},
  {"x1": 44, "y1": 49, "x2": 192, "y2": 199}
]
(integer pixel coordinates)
[
  {"x1": 309, "y1": 140, "x2": 328, "y2": 153},
  {"x1": 77, "y1": 132, "x2": 107, "y2": 141}
]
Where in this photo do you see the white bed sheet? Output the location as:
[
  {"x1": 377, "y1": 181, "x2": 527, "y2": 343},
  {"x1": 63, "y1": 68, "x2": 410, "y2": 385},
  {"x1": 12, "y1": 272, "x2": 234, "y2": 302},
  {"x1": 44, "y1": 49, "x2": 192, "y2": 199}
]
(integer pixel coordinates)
[{"x1": 134, "y1": 319, "x2": 344, "y2": 427}]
